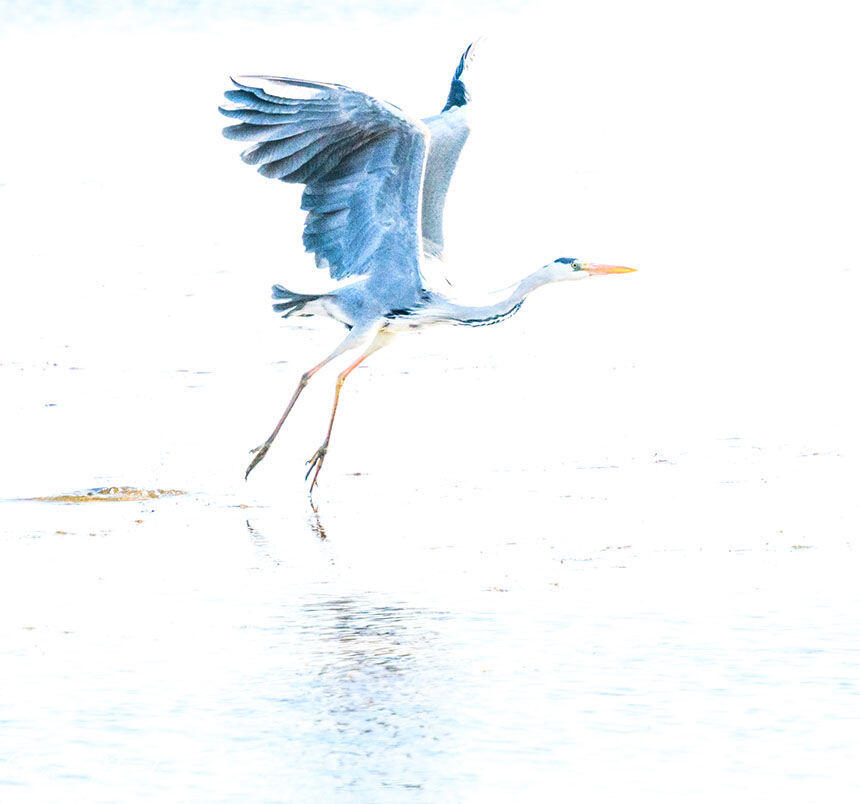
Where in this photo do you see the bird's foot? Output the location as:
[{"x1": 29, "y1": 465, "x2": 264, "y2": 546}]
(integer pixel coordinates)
[
  {"x1": 245, "y1": 443, "x2": 270, "y2": 480},
  {"x1": 305, "y1": 443, "x2": 328, "y2": 494}
]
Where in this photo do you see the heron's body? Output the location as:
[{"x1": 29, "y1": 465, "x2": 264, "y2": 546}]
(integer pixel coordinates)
[
  {"x1": 221, "y1": 42, "x2": 635, "y2": 490},
  {"x1": 272, "y1": 281, "x2": 527, "y2": 332}
]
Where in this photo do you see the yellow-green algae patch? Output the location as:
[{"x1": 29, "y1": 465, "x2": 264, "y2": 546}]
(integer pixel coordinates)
[{"x1": 29, "y1": 487, "x2": 187, "y2": 503}]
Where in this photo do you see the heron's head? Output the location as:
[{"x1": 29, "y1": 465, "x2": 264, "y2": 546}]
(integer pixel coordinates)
[{"x1": 550, "y1": 257, "x2": 637, "y2": 281}]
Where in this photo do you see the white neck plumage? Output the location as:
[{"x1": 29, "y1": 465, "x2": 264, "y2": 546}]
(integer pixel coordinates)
[{"x1": 439, "y1": 264, "x2": 571, "y2": 327}]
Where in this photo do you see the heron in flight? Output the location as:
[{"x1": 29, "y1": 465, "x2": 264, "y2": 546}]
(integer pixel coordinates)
[{"x1": 221, "y1": 42, "x2": 635, "y2": 491}]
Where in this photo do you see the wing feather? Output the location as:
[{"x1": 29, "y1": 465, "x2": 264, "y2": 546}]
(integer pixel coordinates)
[
  {"x1": 221, "y1": 75, "x2": 427, "y2": 302},
  {"x1": 420, "y1": 40, "x2": 480, "y2": 260},
  {"x1": 241, "y1": 130, "x2": 327, "y2": 167}
]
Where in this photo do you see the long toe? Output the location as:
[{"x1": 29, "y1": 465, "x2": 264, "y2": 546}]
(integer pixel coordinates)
[
  {"x1": 245, "y1": 444, "x2": 270, "y2": 480},
  {"x1": 308, "y1": 461, "x2": 324, "y2": 494},
  {"x1": 304, "y1": 445, "x2": 328, "y2": 485}
]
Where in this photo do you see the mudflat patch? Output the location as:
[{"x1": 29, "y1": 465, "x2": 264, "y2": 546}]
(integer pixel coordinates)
[{"x1": 27, "y1": 487, "x2": 186, "y2": 503}]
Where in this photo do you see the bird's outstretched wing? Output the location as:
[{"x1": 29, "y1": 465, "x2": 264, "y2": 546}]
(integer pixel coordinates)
[
  {"x1": 221, "y1": 75, "x2": 428, "y2": 296},
  {"x1": 420, "y1": 41, "x2": 479, "y2": 260}
]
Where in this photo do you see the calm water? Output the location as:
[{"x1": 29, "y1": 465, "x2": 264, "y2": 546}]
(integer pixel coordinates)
[
  {"x1": 2, "y1": 1, "x2": 860, "y2": 800},
  {"x1": 3, "y1": 491, "x2": 860, "y2": 801}
]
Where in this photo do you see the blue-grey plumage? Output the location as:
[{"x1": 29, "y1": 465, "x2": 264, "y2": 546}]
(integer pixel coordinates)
[
  {"x1": 221, "y1": 41, "x2": 636, "y2": 491},
  {"x1": 420, "y1": 39, "x2": 477, "y2": 258}
]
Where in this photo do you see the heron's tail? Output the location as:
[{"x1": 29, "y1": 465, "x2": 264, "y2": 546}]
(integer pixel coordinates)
[
  {"x1": 442, "y1": 39, "x2": 482, "y2": 112},
  {"x1": 271, "y1": 285, "x2": 322, "y2": 318}
]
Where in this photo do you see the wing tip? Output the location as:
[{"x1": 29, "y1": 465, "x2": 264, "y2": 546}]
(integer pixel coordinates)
[
  {"x1": 455, "y1": 37, "x2": 484, "y2": 78},
  {"x1": 442, "y1": 38, "x2": 484, "y2": 112}
]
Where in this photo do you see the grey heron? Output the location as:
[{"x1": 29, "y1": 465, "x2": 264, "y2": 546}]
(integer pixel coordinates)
[{"x1": 221, "y1": 42, "x2": 636, "y2": 491}]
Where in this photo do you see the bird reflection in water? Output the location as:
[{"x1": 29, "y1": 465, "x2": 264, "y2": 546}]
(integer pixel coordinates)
[
  {"x1": 308, "y1": 505, "x2": 327, "y2": 540},
  {"x1": 244, "y1": 502, "x2": 327, "y2": 559},
  {"x1": 245, "y1": 519, "x2": 281, "y2": 567},
  {"x1": 242, "y1": 517, "x2": 456, "y2": 793},
  {"x1": 299, "y1": 597, "x2": 446, "y2": 778}
]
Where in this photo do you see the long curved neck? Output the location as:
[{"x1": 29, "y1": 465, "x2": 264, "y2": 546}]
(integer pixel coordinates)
[{"x1": 440, "y1": 268, "x2": 552, "y2": 327}]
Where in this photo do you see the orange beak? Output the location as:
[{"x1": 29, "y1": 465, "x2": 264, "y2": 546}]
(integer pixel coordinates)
[{"x1": 583, "y1": 263, "x2": 638, "y2": 275}]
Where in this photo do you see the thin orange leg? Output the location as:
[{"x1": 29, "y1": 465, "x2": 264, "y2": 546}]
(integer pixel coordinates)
[
  {"x1": 306, "y1": 330, "x2": 393, "y2": 493},
  {"x1": 245, "y1": 359, "x2": 326, "y2": 480},
  {"x1": 245, "y1": 329, "x2": 375, "y2": 480}
]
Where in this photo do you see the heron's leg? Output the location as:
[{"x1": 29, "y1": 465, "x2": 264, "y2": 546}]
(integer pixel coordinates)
[
  {"x1": 245, "y1": 329, "x2": 373, "y2": 480},
  {"x1": 306, "y1": 330, "x2": 394, "y2": 493}
]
